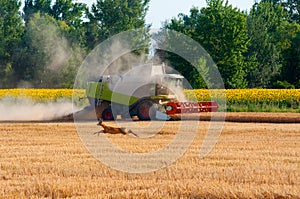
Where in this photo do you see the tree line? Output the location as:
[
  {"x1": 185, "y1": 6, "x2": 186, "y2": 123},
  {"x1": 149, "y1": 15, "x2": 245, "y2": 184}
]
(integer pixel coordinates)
[{"x1": 0, "y1": 0, "x2": 299, "y2": 89}]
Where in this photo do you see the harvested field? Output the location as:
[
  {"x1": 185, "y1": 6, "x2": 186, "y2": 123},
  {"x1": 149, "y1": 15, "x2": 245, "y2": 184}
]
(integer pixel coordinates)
[
  {"x1": 0, "y1": 120, "x2": 299, "y2": 198},
  {"x1": 66, "y1": 109, "x2": 300, "y2": 123},
  {"x1": 199, "y1": 112, "x2": 300, "y2": 123}
]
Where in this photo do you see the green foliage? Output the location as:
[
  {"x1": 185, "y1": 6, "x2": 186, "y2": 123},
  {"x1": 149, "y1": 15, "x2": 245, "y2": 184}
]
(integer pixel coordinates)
[
  {"x1": 23, "y1": 0, "x2": 87, "y2": 47},
  {"x1": 51, "y1": 0, "x2": 88, "y2": 47},
  {"x1": 23, "y1": 0, "x2": 52, "y2": 25},
  {"x1": 0, "y1": 0, "x2": 299, "y2": 89},
  {"x1": 86, "y1": 0, "x2": 150, "y2": 49},
  {"x1": 246, "y1": 2, "x2": 289, "y2": 88},
  {"x1": 13, "y1": 13, "x2": 85, "y2": 88},
  {"x1": 9, "y1": 0, "x2": 151, "y2": 88},
  {"x1": 52, "y1": 0, "x2": 87, "y2": 25},
  {"x1": 163, "y1": 0, "x2": 250, "y2": 88},
  {"x1": 226, "y1": 102, "x2": 300, "y2": 113},
  {"x1": 12, "y1": 0, "x2": 89, "y2": 88},
  {"x1": 0, "y1": 0, "x2": 24, "y2": 88},
  {"x1": 286, "y1": 0, "x2": 300, "y2": 23},
  {"x1": 156, "y1": 51, "x2": 207, "y2": 89},
  {"x1": 261, "y1": 0, "x2": 300, "y2": 23},
  {"x1": 273, "y1": 80, "x2": 295, "y2": 88},
  {"x1": 277, "y1": 21, "x2": 300, "y2": 87}
]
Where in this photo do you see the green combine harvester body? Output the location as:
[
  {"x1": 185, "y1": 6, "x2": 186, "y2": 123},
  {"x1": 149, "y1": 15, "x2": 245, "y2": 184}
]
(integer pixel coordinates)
[
  {"x1": 86, "y1": 81, "x2": 139, "y2": 106},
  {"x1": 85, "y1": 64, "x2": 218, "y2": 121}
]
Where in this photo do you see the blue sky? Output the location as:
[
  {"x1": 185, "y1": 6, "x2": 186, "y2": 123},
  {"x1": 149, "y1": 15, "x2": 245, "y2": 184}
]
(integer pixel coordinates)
[{"x1": 77, "y1": 0, "x2": 254, "y2": 28}]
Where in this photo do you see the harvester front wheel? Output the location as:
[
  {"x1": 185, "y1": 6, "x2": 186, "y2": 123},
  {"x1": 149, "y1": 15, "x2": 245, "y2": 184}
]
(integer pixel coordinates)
[
  {"x1": 102, "y1": 107, "x2": 114, "y2": 121},
  {"x1": 137, "y1": 100, "x2": 156, "y2": 121}
]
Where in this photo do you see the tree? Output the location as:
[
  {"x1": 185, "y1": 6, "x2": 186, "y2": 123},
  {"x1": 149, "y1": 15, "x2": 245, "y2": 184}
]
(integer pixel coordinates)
[
  {"x1": 246, "y1": 2, "x2": 289, "y2": 87},
  {"x1": 51, "y1": 0, "x2": 88, "y2": 46},
  {"x1": 86, "y1": 0, "x2": 150, "y2": 49},
  {"x1": 0, "y1": 0, "x2": 24, "y2": 88},
  {"x1": 276, "y1": 21, "x2": 300, "y2": 87},
  {"x1": 18, "y1": 0, "x2": 152, "y2": 87},
  {"x1": 14, "y1": 13, "x2": 85, "y2": 88},
  {"x1": 286, "y1": 0, "x2": 300, "y2": 23},
  {"x1": 261, "y1": 0, "x2": 300, "y2": 23},
  {"x1": 23, "y1": 0, "x2": 87, "y2": 47},
  {"x1": 23, "y1": 0, "x2": 52, "y2": 25},
  {"x1": 52, "y1": 0, "x2": 86, "y2": 24},
  {"x1": 163, "y1": 0, "x2": 250, "y2": 88},
  {"x1": 15, "y1": 0, "x2": 88, "y2": 87}
]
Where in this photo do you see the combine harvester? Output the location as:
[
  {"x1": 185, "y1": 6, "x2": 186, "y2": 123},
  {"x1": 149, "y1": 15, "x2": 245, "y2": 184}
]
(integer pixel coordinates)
[{"x1": 86, "y1": 64, "x2": 218, "y2": 121}]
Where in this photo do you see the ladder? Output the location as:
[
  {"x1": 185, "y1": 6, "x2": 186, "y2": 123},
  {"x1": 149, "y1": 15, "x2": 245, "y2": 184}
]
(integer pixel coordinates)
[{"x1": 96, "y1": 82, "x2": 105, "y2": 107}]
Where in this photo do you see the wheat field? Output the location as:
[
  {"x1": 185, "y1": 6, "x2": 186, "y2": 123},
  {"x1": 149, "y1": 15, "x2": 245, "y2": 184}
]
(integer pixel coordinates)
[{"x1": 0, "y1": 121, "x2": 299, "y2": 198}]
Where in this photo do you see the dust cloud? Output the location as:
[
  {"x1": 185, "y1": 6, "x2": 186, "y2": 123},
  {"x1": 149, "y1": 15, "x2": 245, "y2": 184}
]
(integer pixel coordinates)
[
  {"x1": 0, "y1": 15, "x2": 85, "y2": 121},
  {"x1": 0, "y1": 98, "x2": 78, "y2": 121},
  {"x1": 23, "y1": 13, "x2": 85, "y2": 88}
]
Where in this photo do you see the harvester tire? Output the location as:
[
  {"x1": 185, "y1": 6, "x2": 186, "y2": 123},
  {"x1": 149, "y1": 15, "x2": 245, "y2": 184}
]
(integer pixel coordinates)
[
  {"x1": 137, "y1": 100, "x2": 156, "y2": 121},
  {"x1": 95, "y1": 101, "x2": 109, "y2": 120},
  {"x1": 102, "y1": 107, "x2": 114, "y2": 121}
]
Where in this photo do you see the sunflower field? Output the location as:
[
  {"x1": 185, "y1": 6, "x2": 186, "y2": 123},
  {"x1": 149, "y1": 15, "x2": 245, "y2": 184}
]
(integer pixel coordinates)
[
  {"x1": 0, "y1": 89, "x2": 84, "y2": 102},
  {"x1": 185, "y1": 89, "x2": 300, "y2": 112},
  {"x1": 0, "y1": 88, "x2": 299, "y2": 112}
]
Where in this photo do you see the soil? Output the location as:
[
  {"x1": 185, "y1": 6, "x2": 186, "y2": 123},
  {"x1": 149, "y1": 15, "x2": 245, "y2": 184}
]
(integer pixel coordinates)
[
  {"x1": 63, "y1": 107, "x2": 300, "y2": 123},
  {"x1": 1, "y1": 106, "x2": 298, "y2": 123}
]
